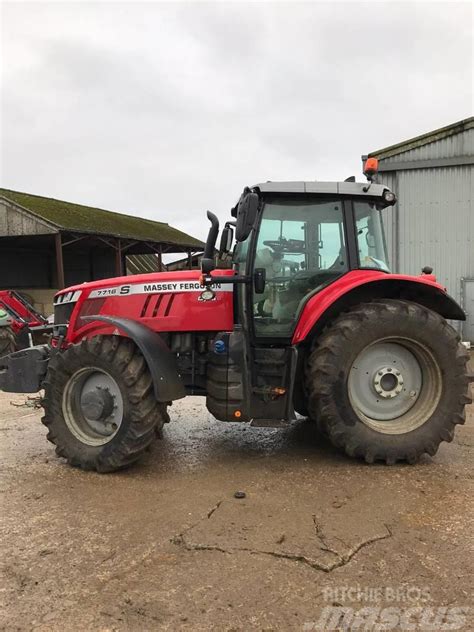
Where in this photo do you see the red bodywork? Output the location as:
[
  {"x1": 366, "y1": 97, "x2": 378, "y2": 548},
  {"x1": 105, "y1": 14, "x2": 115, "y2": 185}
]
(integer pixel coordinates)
[
  {"x1": 60, "y1": 270, "x2": 235, "y2": 344},
  {"x1": 58, "y1": 268, "x2": 450, "y2": 346},
  {"x1": 0, "y1": 290, "x2": 47, "y2": 335},
  {"x1": 292, "y1": 270, "x2": 443, "y2": 344}
]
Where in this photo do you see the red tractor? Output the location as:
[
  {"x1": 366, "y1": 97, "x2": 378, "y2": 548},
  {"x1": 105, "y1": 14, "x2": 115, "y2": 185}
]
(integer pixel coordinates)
[
  {"x1": 0, "y1": 164, "x2": 471, "y2": 471},
  {"x1": 0, "y1": 290, "x2": 49, "y2": 357}
]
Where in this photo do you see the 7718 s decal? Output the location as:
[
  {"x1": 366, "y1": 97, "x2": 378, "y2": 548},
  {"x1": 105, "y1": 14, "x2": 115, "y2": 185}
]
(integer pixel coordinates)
[{"x1": 88, "y1": 281, "x2": 233, "y2": 299}]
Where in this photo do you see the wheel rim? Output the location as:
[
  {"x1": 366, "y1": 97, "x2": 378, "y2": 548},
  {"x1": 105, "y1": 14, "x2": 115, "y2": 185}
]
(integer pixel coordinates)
[
  {"x1": 62, "y1": 367, "x2": 124, "y2": 446},
  {"x1": 347, "y1": 338, "x2": 442, "y2": 434}
]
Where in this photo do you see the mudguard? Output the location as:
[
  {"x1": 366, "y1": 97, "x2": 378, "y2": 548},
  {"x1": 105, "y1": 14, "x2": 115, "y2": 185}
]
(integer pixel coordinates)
[
  {"x1": 292, "y1": 271, "x2": 466, "y2": 345},
  {"x1": 84, "y1": 315, "x2": 185, "y2": 402}
]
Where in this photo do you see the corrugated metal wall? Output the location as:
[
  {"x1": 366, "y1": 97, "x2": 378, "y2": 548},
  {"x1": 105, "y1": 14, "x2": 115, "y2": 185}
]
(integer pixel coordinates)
[
  {"x1": 376, "y1": 128, "x2": 474, "y2": 339},
  {"x1": 396, "y1": 166, "x2": 472, "y2": 299}
]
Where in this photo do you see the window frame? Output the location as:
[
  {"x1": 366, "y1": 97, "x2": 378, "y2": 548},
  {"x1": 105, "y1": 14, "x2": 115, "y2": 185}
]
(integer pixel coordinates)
[
  {"x1": 240, "y1": 193, "x2": 390, "y2": 345},
  {"x1": 353, "y1": 200, "x2": 390, "y2": 271}
]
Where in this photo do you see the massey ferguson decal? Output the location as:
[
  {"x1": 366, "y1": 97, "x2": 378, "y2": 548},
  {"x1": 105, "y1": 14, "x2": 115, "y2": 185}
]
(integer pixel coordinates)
[{"x1": 88, "y1": 281, "x2": 233, "y2": 299}]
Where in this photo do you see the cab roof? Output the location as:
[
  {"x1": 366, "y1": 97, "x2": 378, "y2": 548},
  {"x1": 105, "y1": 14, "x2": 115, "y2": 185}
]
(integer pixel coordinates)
[{"x1": 252, "y1": 180, "x2": 389, "y2": 198}]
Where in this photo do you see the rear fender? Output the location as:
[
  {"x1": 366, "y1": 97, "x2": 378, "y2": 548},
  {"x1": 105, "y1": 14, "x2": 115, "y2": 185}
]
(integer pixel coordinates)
[
  {"x1": 83, "y1": 315, "x2": 185, "y2": 402},
  {"x1": 292, "y1": 274, "x2": 466, "y2": 345}
]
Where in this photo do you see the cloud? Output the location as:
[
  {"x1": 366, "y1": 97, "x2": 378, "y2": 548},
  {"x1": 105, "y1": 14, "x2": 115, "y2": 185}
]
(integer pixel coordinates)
[{"x1": 1, "y1": 1, "x2": 472, "y2": 243}]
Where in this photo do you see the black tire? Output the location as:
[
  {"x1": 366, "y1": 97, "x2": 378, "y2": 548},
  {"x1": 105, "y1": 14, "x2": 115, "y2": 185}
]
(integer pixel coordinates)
[
  {"x1": 41, "y1": 335, "x2": 167, "y2": 472},
  {"x1": 306, "y1": 300, "x2": 471, "y2": 464},
  {"x1": 0, "y1": 326, "x2": 16, "y2": 358}
]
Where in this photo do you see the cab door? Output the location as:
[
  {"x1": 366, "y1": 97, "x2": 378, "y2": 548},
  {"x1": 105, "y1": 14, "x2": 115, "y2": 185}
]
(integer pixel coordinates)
[{"x1": 251, "y1": 196, "x2": 348, "y2": 340}]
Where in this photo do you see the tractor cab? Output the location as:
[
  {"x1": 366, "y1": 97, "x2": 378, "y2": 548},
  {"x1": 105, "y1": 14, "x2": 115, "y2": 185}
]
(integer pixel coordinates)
[
  {"x1": 198, "y1": 169, "x2": 410, "y2": 426},
  {"x1": 201, "y1": 168, "x2": 396, "y2": 342}
]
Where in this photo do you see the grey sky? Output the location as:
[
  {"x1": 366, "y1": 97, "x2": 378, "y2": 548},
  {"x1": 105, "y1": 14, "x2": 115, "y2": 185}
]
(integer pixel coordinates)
[{"x1": 1, "y1": 1, "x2": 472, "y2": 247}]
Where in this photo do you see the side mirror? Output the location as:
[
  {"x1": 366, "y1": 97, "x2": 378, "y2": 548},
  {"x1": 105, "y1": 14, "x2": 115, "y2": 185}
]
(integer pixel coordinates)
[
  {"x1": 254, "y1": 268, "x2": 266, "y2": 294},
  {"x1": 219, "y1": 224, "x2": 234, "y2": 255},
  {"x1": 235, "y1": 191, "x2": 259, "y2": 242}
]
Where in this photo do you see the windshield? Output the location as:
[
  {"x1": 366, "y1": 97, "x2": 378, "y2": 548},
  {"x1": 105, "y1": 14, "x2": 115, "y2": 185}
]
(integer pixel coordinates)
[
  {"x1": 354, "y1": 202, "x2": 390, "y2": 271},
  {"x1": 253, "y1": 198, "x2": 347, "y2": 337}
]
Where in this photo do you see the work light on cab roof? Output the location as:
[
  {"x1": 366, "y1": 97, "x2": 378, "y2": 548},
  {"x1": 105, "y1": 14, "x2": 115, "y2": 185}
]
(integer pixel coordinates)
[{"x1": 363, "y1": 157, "x2": 379, "y2": 179}]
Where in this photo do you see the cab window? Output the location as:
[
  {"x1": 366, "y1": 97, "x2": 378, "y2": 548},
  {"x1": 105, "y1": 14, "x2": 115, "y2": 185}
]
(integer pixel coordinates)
[
  {"x1": 253, "y1": 198, "x2": 347, "y2": 337},
  {"x1": 354, "y1": 202, "x2": 390, "y2": 271}
]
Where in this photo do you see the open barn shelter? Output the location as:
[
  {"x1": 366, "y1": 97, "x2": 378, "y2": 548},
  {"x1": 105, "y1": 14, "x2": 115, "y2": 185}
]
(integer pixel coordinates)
[{"x1": 0, "y1": 188, "x2": 204, "y2": 315}]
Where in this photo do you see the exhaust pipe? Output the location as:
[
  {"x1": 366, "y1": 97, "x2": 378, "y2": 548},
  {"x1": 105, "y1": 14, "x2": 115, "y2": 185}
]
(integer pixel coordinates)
[{"x1": 201, "y1": 211, "x2": 219, "y2": 274}]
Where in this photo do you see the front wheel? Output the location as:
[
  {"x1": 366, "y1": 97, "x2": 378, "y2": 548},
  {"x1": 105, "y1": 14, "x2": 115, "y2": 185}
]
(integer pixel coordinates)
[
  {"x1": 306, "y1": 300, "x2": 471, "y2": 464},
  {"x1": 0, "y1": 326, "x2": 16, "y2": 358},
  {"x1": 42, "y1": 336, "x2": 167, "y2": 472}
]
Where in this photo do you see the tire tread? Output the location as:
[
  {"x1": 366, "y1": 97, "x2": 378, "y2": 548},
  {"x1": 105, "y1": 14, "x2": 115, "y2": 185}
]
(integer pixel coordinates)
[
  {"x1": 41, "y1": 335, "x2": 167, "y2": 472},
  {"x1": 305, "y1": 299, "x2": 471, "y2": 464}
]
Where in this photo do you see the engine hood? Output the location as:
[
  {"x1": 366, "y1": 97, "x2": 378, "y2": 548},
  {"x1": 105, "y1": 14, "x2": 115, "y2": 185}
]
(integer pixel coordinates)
[{"x1": 54, "y1": 269, "x2": 235, "y2": 305}]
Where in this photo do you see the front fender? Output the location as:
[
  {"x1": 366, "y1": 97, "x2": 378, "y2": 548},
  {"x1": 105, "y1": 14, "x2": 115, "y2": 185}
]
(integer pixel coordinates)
[
  {"x1": 84, "y1": 315, "x2": 185, "y2": 402},
  {"x1": 292, "y1": 271, "x2": 466, "y2": 345}
]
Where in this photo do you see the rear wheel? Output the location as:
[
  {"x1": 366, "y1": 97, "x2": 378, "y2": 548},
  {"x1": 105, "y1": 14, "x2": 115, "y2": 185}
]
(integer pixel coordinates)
[
  {"x1": 306, "y1": 300, "x2": 471, "y2": 464},
  {"x1": 42, "y1": 336, "x2": 167, "y2": 472},
  {"x1": 0, "y1": 326, "x2": 16, "y2": 358}
]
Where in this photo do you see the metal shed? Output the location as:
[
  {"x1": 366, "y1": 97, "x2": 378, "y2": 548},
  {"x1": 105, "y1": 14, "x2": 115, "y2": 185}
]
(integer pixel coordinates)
[
  {"x1": 0, "y1": 188, "x2": 204, "y2": 315},
  {"x1": 365, "y1": 117, "x2": 474, "y2": 341}
]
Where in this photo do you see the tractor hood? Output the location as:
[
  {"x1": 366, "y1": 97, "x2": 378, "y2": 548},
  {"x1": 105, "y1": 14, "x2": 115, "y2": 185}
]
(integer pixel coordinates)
[
  {"x1": 54, "y1": 269, "x2": 236, "y2": 341},
  {"x1": 54, "y1": 270, "x2": 212, "y2": 305}
]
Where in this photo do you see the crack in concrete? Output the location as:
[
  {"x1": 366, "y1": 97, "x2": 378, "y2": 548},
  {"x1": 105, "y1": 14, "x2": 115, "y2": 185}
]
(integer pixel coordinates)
[
  {"x1": 170, "y1": 498, "x2": 224, "y2": 546},
  {"x1": 312, "y1": 514, "x2": 341, "y2": 557},
  {"x1": 176, "y1": 526, "x2": 392, "y2": 573},
  {"x1": 172, "y1": 502, "x2": 393, "y2": 573},
  {"x1": 207, "y1": 500, "x2": 222, "y2": 519}
]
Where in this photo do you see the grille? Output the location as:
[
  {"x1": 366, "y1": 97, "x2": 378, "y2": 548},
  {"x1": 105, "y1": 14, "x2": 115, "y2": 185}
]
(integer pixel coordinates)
[
  {"x1": 76, "y1": 298, "x2": 106, "y2": 326},
  {"x1": 140, "y1": 293, "x2": 175, "y2": 318},
  {"x1": 54, "y1": 302, "x2": 74, "y2": 325}
]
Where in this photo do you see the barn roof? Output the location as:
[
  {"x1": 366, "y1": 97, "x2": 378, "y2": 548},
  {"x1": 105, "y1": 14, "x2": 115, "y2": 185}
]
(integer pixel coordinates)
[
  {"x1": 368, "y1": 117, "x2": 474, "y2": 160},
  {"x1": 0, "y1": 188, "x2": 204, "y2": 249}
]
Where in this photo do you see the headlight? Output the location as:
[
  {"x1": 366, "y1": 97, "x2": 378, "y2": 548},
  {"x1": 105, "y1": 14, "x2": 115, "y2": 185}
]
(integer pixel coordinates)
[{"x1": 383, "y1": 190, "x2": 396, "y2": 205}]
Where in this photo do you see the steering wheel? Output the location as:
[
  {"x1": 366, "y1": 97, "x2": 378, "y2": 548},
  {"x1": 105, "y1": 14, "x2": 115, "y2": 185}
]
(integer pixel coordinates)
[
  {"x1": 263, "y1": 238, "x2": 305, "y2": 253},
  {"x1": 264, "y1": 276, "x2": 293, "y2": 286}
]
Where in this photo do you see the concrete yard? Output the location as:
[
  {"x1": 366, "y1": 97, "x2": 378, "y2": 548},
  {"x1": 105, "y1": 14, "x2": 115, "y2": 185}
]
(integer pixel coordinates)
[{"x1": 1, "y1": 378, "x2": 473, "y2": 631}]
